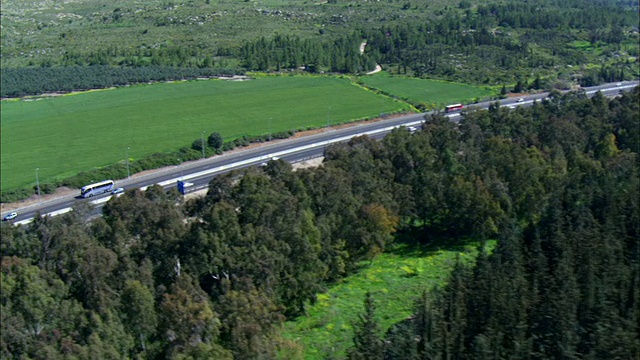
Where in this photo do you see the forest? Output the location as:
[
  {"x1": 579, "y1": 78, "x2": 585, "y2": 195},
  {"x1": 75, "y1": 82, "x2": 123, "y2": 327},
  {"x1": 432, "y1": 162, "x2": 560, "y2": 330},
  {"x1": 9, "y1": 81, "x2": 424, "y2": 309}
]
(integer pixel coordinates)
[
  {"x1": 2, "y1": 87, "x2": 638, "y2": 358},
  {"x1": 1, "y1": 0, "x2": 638, "y2": 97},
  {"x1": 239, "y1": 1, "x2": 637, "y2": 84}
]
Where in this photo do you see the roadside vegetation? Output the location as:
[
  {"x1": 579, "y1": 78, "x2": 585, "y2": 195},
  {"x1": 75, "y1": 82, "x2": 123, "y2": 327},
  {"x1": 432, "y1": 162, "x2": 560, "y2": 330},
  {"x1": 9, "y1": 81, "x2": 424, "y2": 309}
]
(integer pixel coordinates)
[{"x1": 2, "y1": 89, "x2": 637, "y2": 358}]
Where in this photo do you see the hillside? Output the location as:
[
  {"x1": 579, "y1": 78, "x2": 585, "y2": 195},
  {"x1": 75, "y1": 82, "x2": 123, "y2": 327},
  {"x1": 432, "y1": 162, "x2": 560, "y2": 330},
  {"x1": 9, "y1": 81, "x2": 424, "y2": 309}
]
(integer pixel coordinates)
[{"x1": 1, "y1": 0, "x2": 638, "y2": 97}]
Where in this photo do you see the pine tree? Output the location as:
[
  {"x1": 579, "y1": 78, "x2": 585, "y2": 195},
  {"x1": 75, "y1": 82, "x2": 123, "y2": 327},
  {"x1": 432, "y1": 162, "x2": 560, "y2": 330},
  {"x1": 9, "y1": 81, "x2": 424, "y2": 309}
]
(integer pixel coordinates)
[
  {"x1": 415, "y1": 290, "x2": 441, "y2": 359},
  {"x1": 349, "y1": 291, "x2": 384, "y2": 360},
  {"x1": 514, "y1": 80, "x2": 524, "y2": 93}
]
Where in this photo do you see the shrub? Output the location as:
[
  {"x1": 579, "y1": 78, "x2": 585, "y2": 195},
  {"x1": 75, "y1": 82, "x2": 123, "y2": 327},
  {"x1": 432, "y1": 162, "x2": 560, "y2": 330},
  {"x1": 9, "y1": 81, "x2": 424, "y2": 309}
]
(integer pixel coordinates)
[
  {"x1": 208, "y1": 132, "x2": 224, "y2": 149},
  {"x1": 191, "y1": 139, "x2": 205, "y2": 151},
  {"x1": 222, "y1": 142, "x2": 236, "y2": 151},
  {"x1": 41, "y1": 183, "x2": 57, "y2": 194},
  {"x1": 177, "y1": 147, "x2": 201, "y2": 161},
  {"x1": 233, "y1": 138, "x2": 250, "y2": 147},
  {"x1": 0, "y1": 187, "x2": 34, "y2": 203},
  {"x1": 271, "y1": 130, "x2": 295, "y2": 139}
]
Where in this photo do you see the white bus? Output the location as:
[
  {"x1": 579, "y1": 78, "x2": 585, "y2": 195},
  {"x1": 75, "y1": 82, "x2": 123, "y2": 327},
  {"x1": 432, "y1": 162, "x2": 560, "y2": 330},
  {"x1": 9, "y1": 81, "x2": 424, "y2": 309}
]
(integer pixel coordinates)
[{"x1": 80, "y1": 180, "x2": 115, "y2": 198}]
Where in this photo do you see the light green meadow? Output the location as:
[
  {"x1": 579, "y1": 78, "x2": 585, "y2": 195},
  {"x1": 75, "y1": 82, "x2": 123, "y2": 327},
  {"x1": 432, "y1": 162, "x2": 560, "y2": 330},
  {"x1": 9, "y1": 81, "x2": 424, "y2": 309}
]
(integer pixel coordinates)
[{"x1": 359, "y1": 71, "x2": 496, "y2": 107}]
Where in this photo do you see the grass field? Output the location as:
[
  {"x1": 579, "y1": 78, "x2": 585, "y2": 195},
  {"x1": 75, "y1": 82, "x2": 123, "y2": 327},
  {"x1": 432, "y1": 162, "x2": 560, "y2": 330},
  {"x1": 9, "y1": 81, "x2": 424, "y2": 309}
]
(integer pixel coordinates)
[
  {"x1": 279, "y1": 239, "x2": 496, "y2": 360},
  {"x1": 358, "y1": 72, "x2": 496, "y2": 107},
  {"x1": 0, "y1": 75, "x2": 411, "y2": 191}
]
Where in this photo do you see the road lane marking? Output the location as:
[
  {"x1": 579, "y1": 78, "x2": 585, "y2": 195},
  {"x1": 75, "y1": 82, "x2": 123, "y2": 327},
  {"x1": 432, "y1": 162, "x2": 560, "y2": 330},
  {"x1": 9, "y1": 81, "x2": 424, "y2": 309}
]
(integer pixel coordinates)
[{"x1": 13, "y1": 207, "x2": 73, "y2": 226}]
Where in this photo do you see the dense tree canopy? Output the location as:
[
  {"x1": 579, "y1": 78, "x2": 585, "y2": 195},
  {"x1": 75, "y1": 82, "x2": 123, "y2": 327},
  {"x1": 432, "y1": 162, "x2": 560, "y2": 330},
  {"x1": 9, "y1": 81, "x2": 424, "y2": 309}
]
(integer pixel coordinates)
[{"x1": 350, "y1": 89, "x2": 640, "y2": 358}]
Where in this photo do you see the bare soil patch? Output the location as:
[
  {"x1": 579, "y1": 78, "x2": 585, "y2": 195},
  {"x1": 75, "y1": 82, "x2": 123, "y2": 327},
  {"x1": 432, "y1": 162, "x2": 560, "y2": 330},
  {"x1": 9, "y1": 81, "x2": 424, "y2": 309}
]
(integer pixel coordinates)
[{"x1": 292, "y1": 157, "x2": 324, "y2": 171}]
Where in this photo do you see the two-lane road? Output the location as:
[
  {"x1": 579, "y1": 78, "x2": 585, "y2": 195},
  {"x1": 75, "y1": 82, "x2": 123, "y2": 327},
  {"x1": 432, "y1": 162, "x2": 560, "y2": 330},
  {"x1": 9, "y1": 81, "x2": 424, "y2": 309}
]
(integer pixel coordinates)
[{"x1": 3, "y1": 81, "x2": 637, "y2": 225}]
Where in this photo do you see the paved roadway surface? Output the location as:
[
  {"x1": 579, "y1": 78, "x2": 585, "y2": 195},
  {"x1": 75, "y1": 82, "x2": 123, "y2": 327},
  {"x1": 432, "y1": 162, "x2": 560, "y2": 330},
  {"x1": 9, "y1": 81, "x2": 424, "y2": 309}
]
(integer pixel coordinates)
[{"x1": 3, "y1": 81, "x2": 638, "y2": 225}]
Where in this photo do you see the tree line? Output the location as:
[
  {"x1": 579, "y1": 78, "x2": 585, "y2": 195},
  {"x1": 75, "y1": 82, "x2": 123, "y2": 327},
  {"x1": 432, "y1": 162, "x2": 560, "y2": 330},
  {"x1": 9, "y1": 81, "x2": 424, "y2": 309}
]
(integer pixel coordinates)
[
  {"x1": 0, "y1": 66, "x2": 241, "y2": 98},
  {"x1": 2, "y1": 88, "x2": 638, "y2": 358},
  {"x1": 239, "y1": 32, "x2": 377, "y2": 74},
  {"x1": 237, "y1": 0, "x2": 636, "y2": 84}
]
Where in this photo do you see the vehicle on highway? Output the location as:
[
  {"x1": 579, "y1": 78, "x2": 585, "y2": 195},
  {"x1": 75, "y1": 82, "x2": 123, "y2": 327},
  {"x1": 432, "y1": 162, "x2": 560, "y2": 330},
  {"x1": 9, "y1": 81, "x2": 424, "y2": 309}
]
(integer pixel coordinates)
[
  {"x1": 517, "y1": 98, "x2": 524, "y2": 102},
  {"x1": 260, "y1": 156, "x2": 280, "y2": 166},
  {"x1": 3, "y1": 212, "x2": 18, "y2": 221},
  {"x1": 112, "y1": 187, "x2": 125, "y2": 195},
  {"x1": 177, "y1": 180, "x2": 194, "y2": 195},
  {"x1": 445, "y1": 103, "x2": 464, "y2": 113},
  {"x1": 616, "y1": 82, "x2": 622, "y2": 86},
  {"x1": 81, "y1": 179, "x2": 115, "y2": 198}
]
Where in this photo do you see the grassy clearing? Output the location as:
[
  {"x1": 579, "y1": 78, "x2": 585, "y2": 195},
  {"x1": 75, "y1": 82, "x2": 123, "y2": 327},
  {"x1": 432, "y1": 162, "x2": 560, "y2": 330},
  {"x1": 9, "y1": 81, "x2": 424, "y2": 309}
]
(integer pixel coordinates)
[
  {"x1": 358, "y1": 72, "x2": 496, "y2": 107},
  {"x1": 0, "y1": 75, "x2": 410, "y2": 191},
  {"x1": 567, "y1": 40, "x2": 595, "y2": 51},
  {"x1": 279, "y1": 239, "x2": 496, "y2": 360}
]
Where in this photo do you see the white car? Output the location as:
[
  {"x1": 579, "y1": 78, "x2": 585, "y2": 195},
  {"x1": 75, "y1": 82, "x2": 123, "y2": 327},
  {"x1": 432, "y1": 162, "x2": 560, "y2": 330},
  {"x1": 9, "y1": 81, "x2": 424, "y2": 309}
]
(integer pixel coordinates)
[
  {"x1": 3, "y1": 212, "x2": 18, "y2": 221},
  {"x1": 616, "y1": 82, "x2": 622, "y2": 87},
  {"x1": 517, "y1": 98, "x2": 524, "y2": 103},
  {"x1": 112, "y1": 187, "x2": 125, "y2": 195}
]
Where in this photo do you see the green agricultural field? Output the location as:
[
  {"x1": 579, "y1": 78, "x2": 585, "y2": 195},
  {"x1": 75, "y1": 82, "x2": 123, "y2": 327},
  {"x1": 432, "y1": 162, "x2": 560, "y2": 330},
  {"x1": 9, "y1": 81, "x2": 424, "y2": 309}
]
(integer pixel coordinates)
[
  {"x1": 359, "y1": 72, "x2": 496, "y2": 108},
  {"x1": 279, "y1": 239, "x2": 496, "y2": 360},
  {"x1": 0, "y1": 75, "x2": 410, "y2": 191}
]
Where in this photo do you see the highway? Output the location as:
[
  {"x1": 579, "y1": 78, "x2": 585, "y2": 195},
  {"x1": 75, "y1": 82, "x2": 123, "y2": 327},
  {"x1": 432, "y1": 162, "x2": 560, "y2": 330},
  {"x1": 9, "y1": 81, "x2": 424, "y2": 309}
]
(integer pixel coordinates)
[{"x1": 3, "y1": 81, "x2": 637, "y2": 226}]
